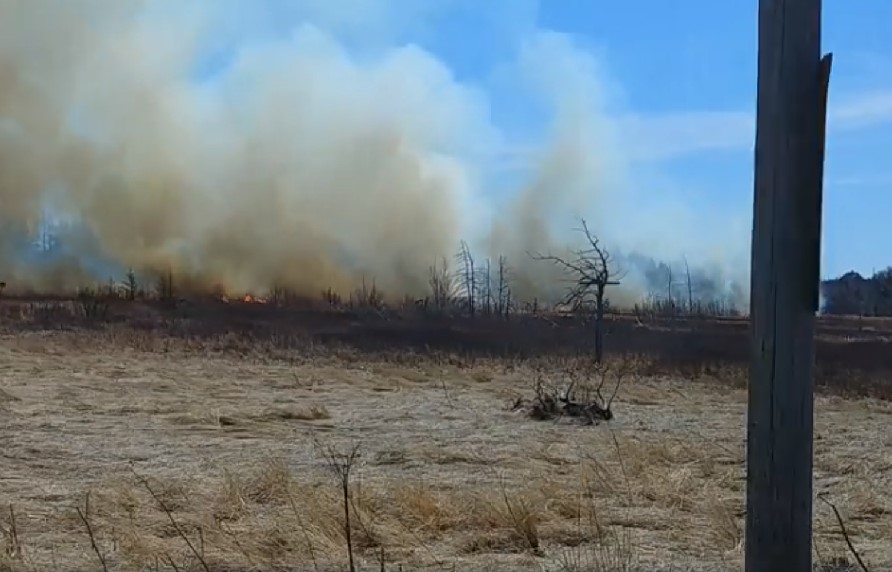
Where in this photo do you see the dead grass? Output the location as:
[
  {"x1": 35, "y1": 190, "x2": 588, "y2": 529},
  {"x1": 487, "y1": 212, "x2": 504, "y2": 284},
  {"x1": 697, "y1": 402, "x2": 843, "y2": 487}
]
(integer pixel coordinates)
[{"x1": 0, "y1": 326, "x2": 890, "y2": 571}]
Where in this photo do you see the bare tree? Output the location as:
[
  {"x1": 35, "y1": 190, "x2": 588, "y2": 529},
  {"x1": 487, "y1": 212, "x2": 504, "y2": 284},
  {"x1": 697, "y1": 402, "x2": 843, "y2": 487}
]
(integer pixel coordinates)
[
  {"x1": 321, "y1": 286, "x2": 342, "y2": 307},
  {"x1": 427, "y1": 256, "x2": 457, "y2": 314},
  {"x1": 456, "y1": 240, "x2": 476, "y2": 318},
  {"x1": 661, "y1": 263, "x2": 684, "y2": 317},
  {"x1": 497, "y1": 255, "x2": 511, "y2": 319},
  {"x1": 479, "y1": 258, "x2": 493, "y2": 316},
  {"x1": 683, "y1": 256, "x2": 694, "y2": 315},
  {"x1": 351, "y1": 276, "x2": 383, "y2": 310},
  {"x1": 531, "y1": 219, "x2": 624, "y2": 363},
  {"x1": 124, "y1": 268, "x2": 138, "y2": 301}
]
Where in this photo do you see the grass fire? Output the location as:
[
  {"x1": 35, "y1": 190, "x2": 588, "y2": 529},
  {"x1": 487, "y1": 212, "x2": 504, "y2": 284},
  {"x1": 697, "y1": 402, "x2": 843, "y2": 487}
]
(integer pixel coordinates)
[
  {"x1": 0, "y1": 2, "x2": 890, "y2": 572},
  {"x1": 1, "y1": 262, "x2": 891, "y2": 571}
]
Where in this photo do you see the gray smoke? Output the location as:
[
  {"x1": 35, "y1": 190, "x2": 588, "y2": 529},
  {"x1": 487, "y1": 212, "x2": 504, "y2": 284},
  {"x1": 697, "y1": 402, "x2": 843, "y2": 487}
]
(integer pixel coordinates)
[{"x1": 0, "y1": 1, "x2": 749, "y2": 306}]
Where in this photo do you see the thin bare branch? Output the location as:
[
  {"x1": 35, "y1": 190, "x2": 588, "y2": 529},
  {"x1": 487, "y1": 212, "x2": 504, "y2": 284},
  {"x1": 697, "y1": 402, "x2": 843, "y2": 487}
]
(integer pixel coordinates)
[
  {"x1": 129, "y1": 465, "x2": 211, "y2": 572},
  {"x1": 3, "y1": 504, "x2": 21, "y2": 560},
  {"x1": 75, "y1": 498, "x2": 108, "y2": 572},
  {"x1": 313, "y1": 437, "x2": 362, "y2": 572},
  {"x1": 818, "y1": 494, "x2": 870, "y2": 572},
  {"x1": 530, "y1": 219, "x2": 622, "y2": 362}
]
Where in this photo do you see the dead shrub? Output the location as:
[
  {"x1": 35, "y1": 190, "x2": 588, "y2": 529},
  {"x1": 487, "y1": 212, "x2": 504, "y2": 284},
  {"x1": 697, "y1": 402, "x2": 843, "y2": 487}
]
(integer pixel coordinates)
[
  {"x1": 261, "y1": 405, "x2": 331, "y2": 421},
  {"x1": 516, "y1": 359, "x2": 632, "y2": 424},
  {"x1": 76, "y1": 287, "x2": 111, "y2": 321}
]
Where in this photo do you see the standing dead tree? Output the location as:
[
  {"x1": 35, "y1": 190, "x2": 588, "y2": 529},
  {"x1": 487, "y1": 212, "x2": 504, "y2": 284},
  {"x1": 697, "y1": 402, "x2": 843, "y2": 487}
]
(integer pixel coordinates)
[
  {"x1": 423, "y1": 246, "x2": 512, "y2": 320},
  {"x1": 683, "y1": 256, "x2": 694, "y2": 315},
  {"x1": 479, "y1": 256, "x2": 512, "y2": 318},
  {"x1": 497, "y1": 255, "x2": 512, "y2": 319},
  {"x1": 456, "y1": 241, "x2": 477, "y2": 318},
  {"x1": 480, "y1": 258, "x2": 494, "y2": 316},
  {"x1": 665, "y1": 265, "x2": 674, "y2": 313},
  {"x1": 426, "y1": 256, "x2": 458, "y2": 315},
  {"x1": 350, "y1": 276, "x2": 384, "y2": 310},
  {"x1": 124, "y1": 268, "x2": 138, "y2": 301},
  {"x1": 531, "y1": 219, "x2": 623, "y2": 363}
]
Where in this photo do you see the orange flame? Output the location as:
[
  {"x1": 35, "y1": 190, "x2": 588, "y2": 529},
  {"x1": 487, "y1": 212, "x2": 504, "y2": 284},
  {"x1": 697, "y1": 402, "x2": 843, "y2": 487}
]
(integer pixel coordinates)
[{"x1": 218, "y1": 293, "x2": 268, "y2": 304}]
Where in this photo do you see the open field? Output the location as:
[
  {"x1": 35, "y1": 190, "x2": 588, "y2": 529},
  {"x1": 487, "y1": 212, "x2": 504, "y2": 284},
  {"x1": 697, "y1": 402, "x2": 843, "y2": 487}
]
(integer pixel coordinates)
[
  {"x1": 1, "y1": 300, "x2": 892, "y2": 571},
  {"x1": 2, "y1": 296, "x2": 891, "y2": 397}
]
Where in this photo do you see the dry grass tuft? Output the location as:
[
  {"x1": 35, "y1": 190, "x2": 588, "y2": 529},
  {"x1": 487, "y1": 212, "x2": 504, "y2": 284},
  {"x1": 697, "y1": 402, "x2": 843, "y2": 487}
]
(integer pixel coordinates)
[
  {"x1": 490, "y1": 487, "x2": 543, "y2": 555},
  {"x1": 244, "y1": 459, "x2": 294, "y2": 505},
  {"x1": 0, "y1": 325, "x2": 889, "y2": 571},
  {"x1": 259, "y1": 404, "x2": 332, "y2": 421},
  {"x1": 704, "y1": 491, "x2": 744, "y2": 555},
  {"x1": 471, "y1": 371, "x2": 495, "y2": 384},
  {"x1": 554, "y1": 527, "x2": 636, "y2": 572},
  {"x1": 396, "y1": 484, "x2": 464, "y2": 533}
]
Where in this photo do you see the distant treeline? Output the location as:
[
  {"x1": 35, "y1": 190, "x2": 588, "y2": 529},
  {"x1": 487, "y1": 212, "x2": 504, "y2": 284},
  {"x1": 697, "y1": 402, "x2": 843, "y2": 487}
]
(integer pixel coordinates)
[{"x1": 821, "y1": 268, "x2": 892, "y2": 316}]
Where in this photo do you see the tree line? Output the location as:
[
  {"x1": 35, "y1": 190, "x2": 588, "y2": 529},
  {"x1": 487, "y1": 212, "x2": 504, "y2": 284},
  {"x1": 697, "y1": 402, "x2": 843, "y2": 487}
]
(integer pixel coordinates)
[{"x1": 820, "y1": 268, "x2": 892, "y2": 316}]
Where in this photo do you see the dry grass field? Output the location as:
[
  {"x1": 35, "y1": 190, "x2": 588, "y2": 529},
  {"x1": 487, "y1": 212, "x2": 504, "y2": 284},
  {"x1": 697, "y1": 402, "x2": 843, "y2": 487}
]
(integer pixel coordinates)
[{"x1": 1, "y1": 300, "x2": 891, "y2": 571}]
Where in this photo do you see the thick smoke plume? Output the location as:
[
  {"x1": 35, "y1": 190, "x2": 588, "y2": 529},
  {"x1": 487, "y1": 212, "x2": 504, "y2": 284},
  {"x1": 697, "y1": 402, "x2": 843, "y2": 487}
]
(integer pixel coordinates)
[{"x1": 0, "y1": 1, "x2": 749, "y2": 306}]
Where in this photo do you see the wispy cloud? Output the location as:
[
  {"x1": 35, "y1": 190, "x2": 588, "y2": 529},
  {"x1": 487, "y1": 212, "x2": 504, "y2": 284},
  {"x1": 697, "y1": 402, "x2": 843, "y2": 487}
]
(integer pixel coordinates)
[
  {"x1": 623, "y1": 88, "x2": 892, "y2": 161},
  {"x1": 830, "y1": 89, "x2": 892, "y2": 128},
  {"x1": 618, "y1": 111, "x2": 753, "y2": 161},
  {"x1": 828, "y1": 173, "x2": 892, "y2": 188}
]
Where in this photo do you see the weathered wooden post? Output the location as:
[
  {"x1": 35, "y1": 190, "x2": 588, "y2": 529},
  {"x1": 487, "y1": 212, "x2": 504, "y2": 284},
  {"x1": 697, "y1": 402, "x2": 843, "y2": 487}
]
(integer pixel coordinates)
[{"x1": 746, "y1": 0, "x2": 832, "y2": 571}]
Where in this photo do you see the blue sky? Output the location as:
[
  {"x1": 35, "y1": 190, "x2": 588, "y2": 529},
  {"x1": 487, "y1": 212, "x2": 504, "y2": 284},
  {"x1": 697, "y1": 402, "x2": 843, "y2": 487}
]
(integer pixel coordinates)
[
  {"x1": 430, "y1": 0, "x2": 892, "y2": 279},
  {"x1": 564, "y1": 0, "x2": 892, "y2": 280},
  {"x1": 187, "y1": 0, "x2": 892, "y2": 279},
  {"x1": 550, "y1": 1, "x2": 892, "y2": 279}
]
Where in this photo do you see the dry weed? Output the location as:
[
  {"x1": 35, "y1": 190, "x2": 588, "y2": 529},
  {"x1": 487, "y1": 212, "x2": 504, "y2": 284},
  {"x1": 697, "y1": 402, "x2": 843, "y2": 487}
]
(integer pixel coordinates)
[
  {"x1": 1, "y1": 324, "x2": 890, "y2": 571},
  {"x1": 703, "y1": 491, "x2": 744, "y2": 555},
  {"x1": 261, "y1": 404, "x2": 332, "y2": 421},
  {"x1": 554, "y1": 527, "x2": 636, "y2": 572}
]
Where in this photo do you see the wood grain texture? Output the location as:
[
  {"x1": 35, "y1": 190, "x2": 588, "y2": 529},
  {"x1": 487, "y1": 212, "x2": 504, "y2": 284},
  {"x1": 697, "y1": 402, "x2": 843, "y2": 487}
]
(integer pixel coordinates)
[{"x1": 746, "y1": 1, "x2": 829, "y2": 571}]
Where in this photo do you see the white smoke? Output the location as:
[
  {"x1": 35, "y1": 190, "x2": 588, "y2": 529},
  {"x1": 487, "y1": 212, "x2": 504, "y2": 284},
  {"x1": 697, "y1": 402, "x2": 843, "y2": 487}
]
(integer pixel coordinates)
[{"x1": 0, "y1": 0, "x2": 749, "y2": 305}]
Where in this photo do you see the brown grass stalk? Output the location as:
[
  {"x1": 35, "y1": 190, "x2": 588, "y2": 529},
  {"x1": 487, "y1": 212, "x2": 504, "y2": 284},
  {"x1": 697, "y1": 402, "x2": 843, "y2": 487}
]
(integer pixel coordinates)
[{"x1": 130, "y1": 466, "x2": 211, "y2": 572}]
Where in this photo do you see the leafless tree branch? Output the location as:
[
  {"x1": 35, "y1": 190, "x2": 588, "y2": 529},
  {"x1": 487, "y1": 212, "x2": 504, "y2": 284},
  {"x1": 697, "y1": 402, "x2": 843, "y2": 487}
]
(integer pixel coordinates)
[
  {"x1": 530, "y1": 218, "x2": 623, "y2": 362},
  {"x1": 818, "y1": 494, "x2": 870, "y2": 572}
]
